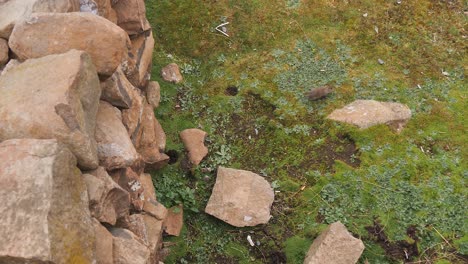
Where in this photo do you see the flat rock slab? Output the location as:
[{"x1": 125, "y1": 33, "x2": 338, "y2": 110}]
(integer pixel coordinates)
[
  {"x1": 327, "y1": 100, "x2": 411, "y2": 130},
  {"x1": 0, "y1": 139, "x2": 94, "y2": 263},
  {"x1": 304, "y1": 222, "x2": 365, "y2": 264},
  {"x1": 9, "y1": 12, "x2": 129, "y2": 77},
  {"x1": 180, "y1": 128, "x2": 208, "y2": 166},
  {"x1": 205, "y1": 167, "x2": 274, "y2": 227},
  {"x1": 0, "y1": 50, "x2": 100, "y2": 169},
  {"x1": 163, "y1": 205, "x2": 184, "y2": 236}
]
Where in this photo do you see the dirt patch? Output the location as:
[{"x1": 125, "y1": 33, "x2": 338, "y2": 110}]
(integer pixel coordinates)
[
  {"x1": 366, "y1": 220, "x2": 419, "y2": 262},
  {"x1": 225, "y1": 85, "x2": 239, "y2": 96}
]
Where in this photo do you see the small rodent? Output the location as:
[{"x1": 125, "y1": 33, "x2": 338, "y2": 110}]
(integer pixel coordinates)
[{"x1": 305, "y1": 85, "x2": 333, "y2": 100}]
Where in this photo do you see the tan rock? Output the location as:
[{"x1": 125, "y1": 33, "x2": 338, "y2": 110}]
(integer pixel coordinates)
[
  {"x1": 110, "y1": 228, "x2": 150, "y2": 264},
  {"x1": 95, "y1": 101, "x2": 140, "y2": 170},
  {"x1": 0, "y1": 50, "x2": 100, "y2": 169},
  {"x1": 140, "y1": 173, "x2": 157, "y2": 201},
  {"x1": 0, "y1": 38, "x2": 8, "y2": 66},
  {"x1": 161, "y1": 63, "x2": 183, "y2": 83},
  {"x1": 127, "y1": 31, "x2": 154, "y2": 88},
  {"x1": 154, "y1": 117, "x2": 167, "y2": 152},
  {"x1": 100, "y1": 66, "x2": 134, "y2": 108},
  {"x1": 304, "y1": 222, "x2": 365, "y2": 264},
  {"x1": 143, "y1": 199, "x2": 168, "y2": 221},
  {"x1": 0, "y1": 139, "x2": 95, "y2": 263},
  {"x1": 80, "y1": 0, "x2": 117, "y2": 23},
  {"x1": 327, "y1": 100, "x2": 412, "y2": 131},
  {"x1": 84, "y1": 167, "x2": 130, "y2": 225},
  {"x1": 180, "y1": 128, "x2": 208, "y2": 166},
  {"x1": 122, "y1": 85, "x2": 145, "y2": 141},
  {"x1": 113, "y1": 0, "x2": 151, "y2": 35},
  {"x1": 109, "y1": 167, "x2": 145, "y2": 211},
  {"x1": 0, "y1": 0, "x2": 79, "y2": 39},
  {"x1": 93, "y1": 218, "x2": 113, "y2": 264},
  {"x1": 9, "y1": 12, "x2": 129, "y2": 77},
  {"x1": 146, "y1": 81, "x2": 161, "y2": 108},
  {"x1": 205, "y1": 167, "x2": 274, "y2": 227},
  {"x1": 0, "y1": 59, "x2": 20, "y2": 77},
  {"x1": 163, "y1": 205, "x2": 184, "y2": 236}
]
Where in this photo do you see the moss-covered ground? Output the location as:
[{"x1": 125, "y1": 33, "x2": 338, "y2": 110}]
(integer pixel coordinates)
[{"x1": 146, "y1": 1, "x2": 467, "y2": 263}]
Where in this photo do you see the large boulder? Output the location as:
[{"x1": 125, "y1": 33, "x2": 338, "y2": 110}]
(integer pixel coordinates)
[
  {"x1": 100, "y1": 66, "x2": 134, "y2": 108},
  {"x1": 0, "y1": 0, "x2": 79, "y2": 39},
  {"x1": 0, "y1": 50, "x2": 100, "y2": 169},
  {"x1": 180, "y1": 128, "x2": 208, "y2": 166},
  {"x1": 112, "y1": 0, "x2": 150, "y2": 35},
  {"x1": 110, "y1": 228, "x2": 151, "y2": 264},
  {"x1": 0, "y1": 38, "x2": 8, "y2": 66},
  {"x1": 8, "y1": 12, "x2": 129, "y2": 77},
  {"x1": 0, "y1": 139, "x2": 95, "y2": 263},
  {"x1": 95, "y1": 101, "x2": 140, "y2": 170},
  {"x1": 127, "y1": 31, "x2": 154, "y2": 88},
  {"x1": 84, "y1": 167, "x2": 130, "y2": 225},
  {"x1": 327, "y1": 100, "x2": 412, "y2": 131},
  {"x1": 205, "y1": 167, "x2": 274, "y2": 227},
  {"x1": 304, "y1": 222, "x2": 365, "y2": 264},
  {"x1": 93, "y1": 218, "x2": 113, "y2": 264}
]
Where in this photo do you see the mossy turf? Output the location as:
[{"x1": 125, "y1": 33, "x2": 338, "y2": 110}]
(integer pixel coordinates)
[{"x1": 146, "y1": 1, "x2": 467, "y2": 263}]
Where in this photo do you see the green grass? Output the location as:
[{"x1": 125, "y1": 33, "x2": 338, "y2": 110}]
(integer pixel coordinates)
[{"x1": 146, "y1": 0, "x2": 467, "y2": 263}]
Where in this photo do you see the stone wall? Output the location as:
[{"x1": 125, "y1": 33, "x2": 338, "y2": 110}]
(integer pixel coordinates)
[{"x1": 0, "y1": 1, "x2": 169, "y2": 263}]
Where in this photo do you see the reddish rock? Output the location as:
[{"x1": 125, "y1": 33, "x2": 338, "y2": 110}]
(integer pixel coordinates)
[
  {"x1": 80, "y1": 0, "x2": 117, "y2": 23},
  {"x1": 205, "y1": 167, "x2": 274, "y2": 227},
  {"x1": 110, "y1": 228, "x2": 150, "y2": 264},
  {"x1": 113, "y1": 0, "x2": 151, "y2": 35},
  {"x1": 0, "y1": 139, "x2": 95, "y2": 263},
  {"x1": 180, "y1": 129, "x2": 208, "y2": 166},
  {"x1": 0, "y1": 50, "x2": 100, "y2": 169},
  {"x1": 304, "y1": 222, "x2": 365, "y2": 264},
  {"x1": 140, "y1": 173, "x2": 157, "y2": 201},
  {"x1": 161, "y1": 63, "x2": 183, "y2": 83},
  {"x1": 100, "y1": 66, "x2": 134, "y2": 108},
  {"x1": 163, "y1": 205, "x2": 184, "y2": 236},
  {"x1": 146, "y1": 81, "x2": 161, "y2": 108},
  {"x1": 154, "y1": 117, "x2": 167, "y2": 152},
  {"x1": 0, "y1": 38, "x2": 8, "y2": 66},
  {"x1": 93, "y1": 218, "x2": 113, "y2": 264},
  {"x1": 124, "y1": 214, "x2": 164, "y2": 264},
  {"x1": 127, "y1": 31, "x2": 154, "y2": 88},
  {"x1": 9, "y1": 12, "x2": 129, "y2": 77},
  {"x1": 143, "y1": 199, "x2": 168, "y2": 221},
  {"x1": 95, "y1": 101, "x2": 140, "y2": 170},
  {"x1": 122, "y1": 85, "x2": 144, "y2": 141}
]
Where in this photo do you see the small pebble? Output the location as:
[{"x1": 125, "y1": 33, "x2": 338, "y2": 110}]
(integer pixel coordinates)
[{"x1": 378, "y1": 59, "x2": 385, "y2": 65}]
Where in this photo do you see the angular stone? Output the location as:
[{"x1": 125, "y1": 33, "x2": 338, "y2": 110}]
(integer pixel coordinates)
[
  {"x1": 113, "y1": 0, "x2": 151, "y2": 35},
  {"x1": 161, "y1": 63, "x2": 183, "y2": 84},
  {"x1": 304, "y1": 222, "x2": 365, "y2": 264},
  {"x1": 110, "y1": 228, "x2": 150, "y2": 264},
  {"x1": 163, "y1": 205, "x2": 183, "y2": 236},
  {"x1": 0, "y1": 38, "x2": 8, "y2": 66},
  {"x1": 109, "y1": 167, "x2": 145, "y2": 211},
  {"x1": 180, "y1": 128, "x2": 208, "y2": 166},
  {"x1": 9, "y1": 12, "x2": 129, "y2": 77},
  {"x1": 205, "y1": 167, "x2": 274, "y2": 227},
  {"x1": 0, "y1": 59, "x2": 20, "y2": 77},
  {"x1": 0, "y1": 0, "x2": 79, "y2": 39},
  {"x1": 80, "y1": 0, "x2": 117, "y2": 23},
  {"x1": 125, "y1": 214, "x2": 164, "y2": 262},
  {"x1": 143, "y1": 199, "x2": 168, "y2": 221},
  {"x1": 146, "y1": 81, "x2": 161, "y2": 108},
  {"x1": 95, "y1": 101, "x2": 140, "y2": 170},
  {"x1": 100, "y1": 66, "x2": 134, "y2": 108},
  {"x1": 154, "y1": 117, "x2": 167, "y2": 152},
  {"x1": 140, "y1": 173, "x2": 157, "y2": 201},
  {"x1": 0, "y1": 50, "x2": 100, "y2": 169},
  {"x1": 122, "y1": 85, "x2": 144, "y2": 141},
  {"x1": 84, "y1": 167, "x2": 130, "y2": 225},
  {"x1": 327, "y1": 100, "x2": 412, "y2": 131},
  {"x1": 127, "y1": 31, "x2": 154, "y2": 88},
  {"x1": 93, "y1": 218, "x2": 113, "y2": 264},
  {"x1": 0, "y1": 139, "x2": 94, "y2": 263}
]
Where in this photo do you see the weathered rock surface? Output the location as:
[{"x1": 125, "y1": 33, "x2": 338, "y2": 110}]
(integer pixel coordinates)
[
  {"x1": 161, "y1": 63, "x2": 183, "y2": 83},
  {"x1": 113, "y1": 0, "x2": 150, "y2": 35},
  {"x1": 180, "y1": 128, "x2": 208, "y2": 166},
  {"x1": 327, "y1": 100, "x2": 411, "y2": 131},
  {"x1": 140, "y1": 173, "x2": 157, "y2": 201},
  {"x1": 143, "y1": 199, "x2": 168, "y2": 221},
  {"x1": 0, "y1": 139, "x2": 95, "y2": 263},
  {"x1": 111, "y1": 228, "x2": 150, "y2": 264},
  {"x1": 146, "y1": 81, "x2": 161, "y2": 108},
  {"x1": 0, "y1": 59, "x2": 19, "y2": 76},
  {"x1": 125, "y1": 214, "x2": 164, "y2": 263},
  {"x1": 93, "y1": 218, "x2": 113, "y2": 264},
  {"x1": 95, "y1": 101, "x2": 140, "y2": 170},
  {"x1": 84, "y1": 167, "x2": 130, "y2": 225},
  {"x1": 304, "y1": 221, "x2": 365, "y2": 264},
  {"x1": 0, "y1": 38, "x2": 8, "y2": 66},
  {"x1": 163, "y1": 205, "x2": 184, "y2": 236},
  {"x1": 127, "y1": 31, "x2": 154, "y2": 88},
  {"x1": 205, "y1": 167, "x2": 274, "y2": 227},
  {"x1": 0, "y1": 0, "x2": 79, "y2": 39},
  {"x1": 101, "y1": 66, "x2": 134, "y2": 108},
  {"x1": 109, "y1": 167, "x2": 145, "y2": 210},
  {"x1": 0, "y1": 50, "x2": 100, "y2": 169},
  {"x1": 9, "y1": 12, "x2": 129, "y2": 77},
  {"x1": 122, "y1": 85, "x2": 145, "y2": 141},
  {"x1": 80, "y1": 0, "x2": 117, "y2": 23},
  {"x1": 154, "y1": 117, "x2": 167, "y2": 152}
]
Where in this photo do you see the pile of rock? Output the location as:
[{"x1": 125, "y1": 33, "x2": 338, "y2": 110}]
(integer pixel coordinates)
[{"x1": 0, "y1": 0, "x2": 172, "y2": 263}]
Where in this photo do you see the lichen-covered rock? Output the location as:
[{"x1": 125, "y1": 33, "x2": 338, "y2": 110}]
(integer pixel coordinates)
[
  {"x1": 146, "y1": 81, "x2": 161, "y2": 108},
  {"x1": 9, "y1": 12, "x2": 129, "y2": 77},
  {"x1": 205, "y1": 167, "x2": 274, "y2": 227},
  {"x1": 161, "y1": 63, "x2": 183, "y2": 83},
  {"x1": 100, "y1": 66, "x2": 134, "y2": 108},
  {"x1": 93, "y1": 218, "x2": 113, "y2": 264},
  {"x1": 180, "y1": 128, "x2": 208, "y2": 166},
  {"x1": 110, "y1": 228, "x2": 150, "y2": 264},
  {"x1": 304, "y1": 222, "x2": 365, "y2": 264},
  {"x1": 113, "y1": 0, "x2": 151, "y2": 35},
  {"x1": 0, "y1": 139, "x2": 95, "y2": 263},
  {"x1": 127, "y1": 31, "x2": 154, "y2": 88},
  {"x1": 327, "y1": 100, "x2": 412, "y2": 132},
  {"x1": 0, "y1": 0, "x2": 79, "y2": 39},
  {"x1": 0, "y1": 50, "x2": 100, "y2": 169},
  {"x1": 95, "y1": 101, "x2": 140, "y2": 170},
  {"x1": 0, "y1": 38, "x2": 8, "y2": 66}
]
